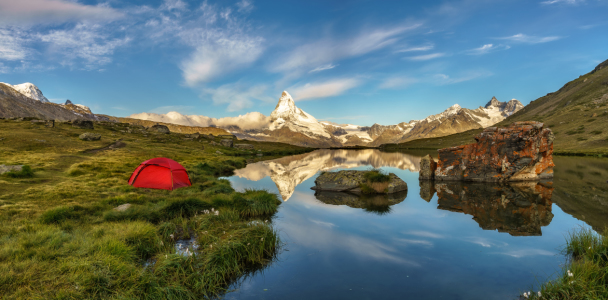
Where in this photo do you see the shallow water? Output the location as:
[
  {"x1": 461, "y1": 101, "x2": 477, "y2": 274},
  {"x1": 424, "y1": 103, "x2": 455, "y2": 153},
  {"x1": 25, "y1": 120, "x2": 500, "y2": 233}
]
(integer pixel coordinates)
[{"x1": 223, "y1": 149, "x2": 606, "y2": 300}]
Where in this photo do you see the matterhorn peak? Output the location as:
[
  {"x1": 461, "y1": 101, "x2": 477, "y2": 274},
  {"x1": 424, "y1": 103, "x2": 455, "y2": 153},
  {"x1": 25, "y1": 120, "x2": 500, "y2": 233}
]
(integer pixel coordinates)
[{"x1": 270, "y1": 91, "x2": 298, "y2": 120}]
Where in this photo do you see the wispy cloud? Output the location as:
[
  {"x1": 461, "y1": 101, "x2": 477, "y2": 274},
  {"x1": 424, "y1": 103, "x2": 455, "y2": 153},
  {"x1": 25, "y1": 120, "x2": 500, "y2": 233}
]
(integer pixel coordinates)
[
  {"x1": 236, "y1": 0, "x2": 254, "y2": 13},
  {"x1": 203, "y1": 82, "x2": 273, "y2": 111},
  {"x1": 36, "y1": 23, "x2": 131, "y2": 69},
  {"x1": 465, "y1": 43, "x2": 510, "y2": 55},
  {"x1": 0, "y1": 0, "x2": 123, "y2": 25},
  {"x1": 406, "y1": 53, "x2": 445, "y2": 61},
  {"x1": 379, "y1": 76, "x2": 419, "y2": 89},
  {"x1": 309, "y1": 64, "x2": 337, "y2": 73},
  {"x1": 498, "y1": 33, "x2": 562, "y2": 44},
  {"x1": 272, "y1": 23, "x2": 422, "y2": 75},
  {"x1": 541, "y1": 0, "x2": 583, "y2": 5},
  {"x1": 290, "y1": 78, "x2": 361, "y2": 101},
  {"x1": 434, "y1": 70, "x2": 492, "y2": 84},
  {"x1": 130, "y1": 110, "x2": 271, "y2": 130},
  {"x1": 395, "y1": 44, "x2": 434, "y2": 53},
  {"x1": 0, "y1": 28, "x2": 29, "y2": 60}
]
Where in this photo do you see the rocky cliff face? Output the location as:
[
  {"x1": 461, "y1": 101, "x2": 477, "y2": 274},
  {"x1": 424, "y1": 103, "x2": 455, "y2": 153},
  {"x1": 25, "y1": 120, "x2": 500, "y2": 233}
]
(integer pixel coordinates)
[
  {"x1": 427, "y1": 121, "x2": 555, "y2": 182},
  {"x1": 420, "y1": 180, "x2": 554, "y2": 236}
]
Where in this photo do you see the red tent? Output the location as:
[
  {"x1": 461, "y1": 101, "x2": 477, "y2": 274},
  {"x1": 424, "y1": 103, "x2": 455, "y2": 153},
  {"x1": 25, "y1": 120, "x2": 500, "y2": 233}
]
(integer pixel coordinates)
[{"x1": 128, "y1": 158, "x2": 192, "y2": 190}]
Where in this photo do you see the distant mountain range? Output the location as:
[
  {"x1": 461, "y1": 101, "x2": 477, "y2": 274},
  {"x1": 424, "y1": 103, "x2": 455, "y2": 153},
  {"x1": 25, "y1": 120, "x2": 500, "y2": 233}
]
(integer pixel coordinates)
[
  {"x1": 0, "y1": 82, "x2": 103, "y2": 121},
  {"x1": 132, "y1": 91, "x2": 523, "y2": 148}
]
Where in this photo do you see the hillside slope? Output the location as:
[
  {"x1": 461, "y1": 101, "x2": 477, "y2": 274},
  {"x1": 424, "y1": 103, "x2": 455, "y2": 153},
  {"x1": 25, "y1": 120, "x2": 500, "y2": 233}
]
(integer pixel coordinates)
[{"x1": 383, "y1": 59, "x2": 608, "y2": 155}]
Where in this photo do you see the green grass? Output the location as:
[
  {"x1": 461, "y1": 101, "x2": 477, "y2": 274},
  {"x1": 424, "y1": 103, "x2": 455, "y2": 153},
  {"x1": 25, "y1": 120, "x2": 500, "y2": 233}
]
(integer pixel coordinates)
[
  {"x1": 524, "y1": 227, "x2": 608, "y2": 299},
  {"x1": 363, "y1": 169, "x2": 391, "y2": 183},
  {"x1": 3, "y1": 165, "x2": 34, "y2": 178},
  {"x1": 0, "y1": 119, "x2": 301, "y2": 299}
]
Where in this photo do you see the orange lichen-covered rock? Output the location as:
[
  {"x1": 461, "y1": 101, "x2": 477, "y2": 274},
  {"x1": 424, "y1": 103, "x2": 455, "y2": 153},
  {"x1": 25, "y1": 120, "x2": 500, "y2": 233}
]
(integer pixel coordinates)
[{"x1": 433, "y1": 121, "x2": 554, "y2": 182}]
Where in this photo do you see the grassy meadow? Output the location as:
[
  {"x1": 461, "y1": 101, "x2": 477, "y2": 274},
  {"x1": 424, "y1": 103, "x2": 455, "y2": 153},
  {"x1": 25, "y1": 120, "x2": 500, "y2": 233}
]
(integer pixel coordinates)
[{"x1": 0, "y1": 119, "x2": 311, "y2": 299}]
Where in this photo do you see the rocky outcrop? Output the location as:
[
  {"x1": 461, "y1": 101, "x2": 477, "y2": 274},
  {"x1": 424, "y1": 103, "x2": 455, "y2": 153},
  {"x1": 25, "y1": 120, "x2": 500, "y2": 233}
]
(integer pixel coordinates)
[
  {"x1": 151, "y1": 124, "x2": 170, "y2": 134},
  {"x1": 419, "y1": 155, "x2": 437, "y2": 180},
  {"x1": 220, "y1": 139, "x2": 234, "y2": 147},
  {"x1": 425, "y1": 122, "x2": 554, "y2": 182},
  {"x1": 311, "y1": 170, "x2": 407, "y2": 194},
  {"x1": 419, "y1": 180, "x2": 554, "y2": 236},
  {"x1": 79, "y1": 133, "x2": 101, "y2": 141},
  {"x1": 72, "y1": 120, "x2": 94, "y2": 129},
  {"x1": 0, "y1": 165, "x2": 23, "y2": 175}
]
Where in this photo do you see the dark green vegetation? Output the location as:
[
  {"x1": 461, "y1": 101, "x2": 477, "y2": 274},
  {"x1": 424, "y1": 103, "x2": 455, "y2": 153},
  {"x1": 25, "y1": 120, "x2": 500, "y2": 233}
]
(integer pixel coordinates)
[
  {"x1": 360, "y1": 169, "x2": 391, "y2": 194},
  {"x1": 0, "y1": 119, "x2": 309, "y2": 299},
  {"x1": 363, "y1": 169, "x2": 391, "y2": 183},
  {"x1": 526, "y1": 228, "x2": 608, "y2": 299},
  {"x1": 382, "y1": 59, "x2": 608, "y2": 156}
]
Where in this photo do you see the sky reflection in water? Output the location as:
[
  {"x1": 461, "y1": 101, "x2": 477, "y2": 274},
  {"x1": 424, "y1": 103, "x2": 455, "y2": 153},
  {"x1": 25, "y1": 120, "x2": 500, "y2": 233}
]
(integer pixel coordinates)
[{"x1": 224, "y1": 150, "x2": 595, "y2": 300}]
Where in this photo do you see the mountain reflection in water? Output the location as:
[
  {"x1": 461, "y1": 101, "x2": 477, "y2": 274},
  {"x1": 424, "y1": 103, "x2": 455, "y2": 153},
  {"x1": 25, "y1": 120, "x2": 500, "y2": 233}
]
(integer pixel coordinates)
[
  {"x1": 234, "y1": 149, "x2": 423, "y2": 201},
  {"x1": 420, "y1": 180, "x2": 554, "y2": 236}
]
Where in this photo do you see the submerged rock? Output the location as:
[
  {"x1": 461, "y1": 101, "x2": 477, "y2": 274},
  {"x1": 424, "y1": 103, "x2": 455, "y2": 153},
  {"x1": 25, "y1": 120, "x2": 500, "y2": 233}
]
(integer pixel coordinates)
[
  {"x1": 427, "y1": 121, "x2": 554, "y2": 182},
  {"x1": 312, "y1": 170, "x2": 407, "y2": 194}
]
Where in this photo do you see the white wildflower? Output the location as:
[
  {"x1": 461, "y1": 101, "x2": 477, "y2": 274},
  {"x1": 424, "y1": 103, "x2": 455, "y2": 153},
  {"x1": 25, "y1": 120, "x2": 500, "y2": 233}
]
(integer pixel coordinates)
[
  {"x1": 261, "y1": 238, "x2": 264, "y2": 241},
  {"x1": 169, "y1": 234, "x2": 174, "y2": 239},
  {"x1": 215, "y1": 210, "x2": 219, "y2": 215},
  {"x1": 538, "y1": 291, "x2": 541, "y2": 297},
  {"x1": 523, "y1": 292, "x2": 528, "y2": 298},
  {"x1": 247, "y1": 243, "x2": 250, "y2": 246},
  {"x1": 211, "y1": 208, "x2": 215, "y2": 212}
]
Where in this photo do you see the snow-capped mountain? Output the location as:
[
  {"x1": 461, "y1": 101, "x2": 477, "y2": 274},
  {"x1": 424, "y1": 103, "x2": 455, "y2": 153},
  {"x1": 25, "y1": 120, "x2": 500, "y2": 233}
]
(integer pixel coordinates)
[
  {"x1": 0, "y1": 82, "x2": 103, "y2": 121},
  {"x1": 130, "y1": 91, "x2": 523, "y2": 148},
  {"x1": 0, "y1": 82, "x2": 49, "y2": 103},
  {"x1": 234, "y1": 149, "x2": 423, "y2": 201}
]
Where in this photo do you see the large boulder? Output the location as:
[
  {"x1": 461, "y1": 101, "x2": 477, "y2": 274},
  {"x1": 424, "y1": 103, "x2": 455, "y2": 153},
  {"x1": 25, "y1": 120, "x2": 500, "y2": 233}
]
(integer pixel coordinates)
[
  {"x1": 220, "y1": 139, "x2": 233, "y2": 148},
  {"x1": 431, "y1": 122, "x2": 554, "y2": 182},
  {"x1": 0, "y1": 165, "x2": 23, "y2": 175},
  {"x1": 312, "y1": 170, "x2": 407, "y2": 194},
  {"x1": 79, "y1": 132, "x2": 101, "y2": 141},
  {"x1": 419, "y1": 154, "x2": 437, "y2": 181},
  {"x1": 151, "y1": 124, "x2": 170, "y2": 134},
  {"x1": 72, "y1": 120, "x2": 94, "y2": 129}
]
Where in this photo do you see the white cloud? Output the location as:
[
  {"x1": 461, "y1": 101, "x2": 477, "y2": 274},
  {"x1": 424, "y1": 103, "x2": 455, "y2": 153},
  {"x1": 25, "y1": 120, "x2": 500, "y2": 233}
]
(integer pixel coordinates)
[
  {"x1": 406, "y1": 53, "x2": 445, "y2": 61},
  {"x1": 290, "y1": 78, "x2": 361, "y2": 101},
  {"x1": 0, "y1": 0, "x2": 123, "y2": 25},
  {"x1": 129, "y1": 110, "x2": 271, "y2": 130},
  {"x1": 36, "y1": 23, "x2": 131, "y2": 68},
  {"x1": 379, "y1": 76, "x2": 418, "y2": 89},
  {"x1": 203, "y1": 83, "x2": 273, "y2": 112},
  {"x1": 181, "y1": 32, "x2": 264, "y2": 85},
  {"x1": 0, "y1": 28, "x2": 28, "y2": 60},
  {"x1": 0, "y1": 62, "x2": 9, "y2": 73},
  {"x1": 465, "y1": 44, "x2": 510, "y2": 55},
  {"x1": 541, "y1": 0, "x2": 583, "y2": 5},
  {"x1": 498, "y1": 33, "x2": 562, "y2": 44},
  {"x1": 395, "y1": 44, "x2": 434, "y2": 53},
  {"x1": 236, "y1": 0, "x2": 254, "y2": 13},
  {"x1": 434, "y1": 70, "x2": 492, "y2": 84},
  {"x1": 272, "y1": 23, "x2": 422, "y2": 75},
  {"x1": 309, "y1": 64, "x2": 337, "y2": 73}
]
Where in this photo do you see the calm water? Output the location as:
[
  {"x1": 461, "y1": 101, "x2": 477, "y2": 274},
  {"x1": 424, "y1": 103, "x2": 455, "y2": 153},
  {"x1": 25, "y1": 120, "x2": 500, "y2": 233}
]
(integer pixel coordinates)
[{"x1": 223, "y1": 149, "x2": 608, "y2": 300}]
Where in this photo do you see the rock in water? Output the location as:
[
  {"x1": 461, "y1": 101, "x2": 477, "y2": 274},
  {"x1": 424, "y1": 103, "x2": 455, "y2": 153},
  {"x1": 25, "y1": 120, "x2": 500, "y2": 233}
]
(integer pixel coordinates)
[
  {"x1": 72, "y1": 120, "x2": 94, "y2": 129},
  {"x1": 419, "y1": 154, "x2": 437, "y2": 180},
  {"x1": 220, "y1": 139, "x2": 234, "y2": 147},
  {"x1": 432, "y1": 121, "x2": 554, "y2": 182},
  {"x1": 312, "y1": 170, "x2": 407, "y2": 194},
  {"x1": 151, "y1": 124, "x2": 170, "y2": 134},
  {"x1": 79, "y1": 133, "x2": 101, "y2": 141}
]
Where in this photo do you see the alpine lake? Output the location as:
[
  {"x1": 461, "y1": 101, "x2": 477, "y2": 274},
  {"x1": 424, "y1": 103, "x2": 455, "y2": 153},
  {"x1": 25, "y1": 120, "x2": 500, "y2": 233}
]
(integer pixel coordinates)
[{"x1": 215, "y1": 149, "x2": 608, "y2": 300}]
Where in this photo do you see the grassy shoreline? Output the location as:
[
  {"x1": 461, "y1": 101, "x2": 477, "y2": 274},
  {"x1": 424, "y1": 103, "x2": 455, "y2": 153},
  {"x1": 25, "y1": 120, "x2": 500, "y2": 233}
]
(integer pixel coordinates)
[
  {"x1": 0, "y1": 119, "x2": 311, "y2": 299},
  {"x1": 521, "y1": 228, "x2": 608, "y2": 299}
]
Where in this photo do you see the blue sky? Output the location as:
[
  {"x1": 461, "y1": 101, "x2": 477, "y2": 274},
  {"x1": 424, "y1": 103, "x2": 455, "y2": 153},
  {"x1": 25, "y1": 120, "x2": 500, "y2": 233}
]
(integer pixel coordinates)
[{"x1": 0, "y1": 0, "x2": 607, "y2": 126}]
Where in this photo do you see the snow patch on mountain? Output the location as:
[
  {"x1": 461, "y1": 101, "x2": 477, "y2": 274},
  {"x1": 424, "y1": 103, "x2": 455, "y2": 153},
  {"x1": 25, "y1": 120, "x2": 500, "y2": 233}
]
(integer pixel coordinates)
[{"x1": 1, "y1": 82, "x2": 49, "y2": 103}]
